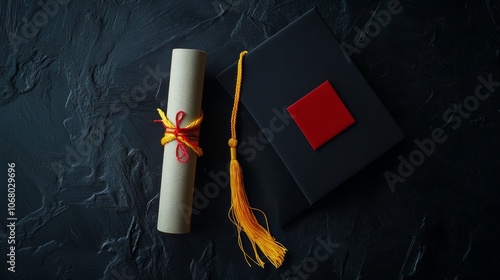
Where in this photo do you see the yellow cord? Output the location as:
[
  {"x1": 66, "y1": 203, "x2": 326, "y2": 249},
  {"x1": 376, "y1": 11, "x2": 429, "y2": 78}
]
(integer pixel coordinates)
[{"x1": 230, "y1": 51, "x2": 247, "y2": 140}]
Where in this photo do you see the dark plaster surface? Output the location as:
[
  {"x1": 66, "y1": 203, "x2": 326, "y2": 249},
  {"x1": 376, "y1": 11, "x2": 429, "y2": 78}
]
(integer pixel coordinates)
[{"x1": 1, "y1": 0, "x2": 499, "y2": 279}]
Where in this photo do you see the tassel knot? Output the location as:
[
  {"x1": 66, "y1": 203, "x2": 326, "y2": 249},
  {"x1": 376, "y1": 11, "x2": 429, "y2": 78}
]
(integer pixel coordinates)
[
  {"x1": 228, "y1": 138, "x2": 238, "y2": 148},
  {"x1": 229, "y1": 138, "x2": 238, "y2": 160}
]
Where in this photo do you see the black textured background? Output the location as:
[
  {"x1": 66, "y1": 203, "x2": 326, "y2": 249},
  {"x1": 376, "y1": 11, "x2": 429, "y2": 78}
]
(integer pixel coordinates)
[{"x1": 1, "y1": 0, "x2": 500, "y2": 279}]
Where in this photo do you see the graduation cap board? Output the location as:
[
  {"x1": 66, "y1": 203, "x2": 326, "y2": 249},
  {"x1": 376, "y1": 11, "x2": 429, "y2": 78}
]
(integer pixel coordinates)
[{"x1": 217, "y1": 8, "x2": 404, "y2": 226}]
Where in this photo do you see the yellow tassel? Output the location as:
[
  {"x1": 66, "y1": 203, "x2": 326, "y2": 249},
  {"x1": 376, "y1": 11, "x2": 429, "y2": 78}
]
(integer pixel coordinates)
[{"x1": 228, "y1": 51, "x2": 287, "y2": 268}]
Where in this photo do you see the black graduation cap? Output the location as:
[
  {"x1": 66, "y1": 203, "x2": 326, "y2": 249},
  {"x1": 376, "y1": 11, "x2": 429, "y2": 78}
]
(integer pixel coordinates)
[{"x1": 217, "y1": 8, "x2": 404, "y2": 226}]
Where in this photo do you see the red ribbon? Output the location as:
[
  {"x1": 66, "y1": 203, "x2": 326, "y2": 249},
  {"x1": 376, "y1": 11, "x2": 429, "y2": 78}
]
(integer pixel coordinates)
[{"x1": 154, "y1": 111, "x2": 201, "y2": 163}]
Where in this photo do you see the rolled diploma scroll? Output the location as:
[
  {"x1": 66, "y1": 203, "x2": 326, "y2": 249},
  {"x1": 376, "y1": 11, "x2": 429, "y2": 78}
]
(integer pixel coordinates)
[{"x1": 157, "y1": 49, "x2": 206, "y2": 234}]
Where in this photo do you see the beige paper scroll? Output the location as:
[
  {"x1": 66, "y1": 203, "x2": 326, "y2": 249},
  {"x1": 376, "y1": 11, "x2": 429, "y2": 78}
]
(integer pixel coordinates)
[{"x1": 157, "y1": 49, "x2": 206, "y2": 234}]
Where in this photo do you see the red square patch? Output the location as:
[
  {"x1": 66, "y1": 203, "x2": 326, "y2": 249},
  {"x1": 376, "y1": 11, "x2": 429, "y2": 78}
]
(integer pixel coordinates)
[{"x1": 287, "y1": 80, "x2": 355, "y2": 150}]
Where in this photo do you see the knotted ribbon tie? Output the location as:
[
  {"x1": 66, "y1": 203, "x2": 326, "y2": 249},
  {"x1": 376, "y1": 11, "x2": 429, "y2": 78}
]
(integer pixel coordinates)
[{"x1": 154, "y1": 109, "x2": 203, "y2": 163}]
